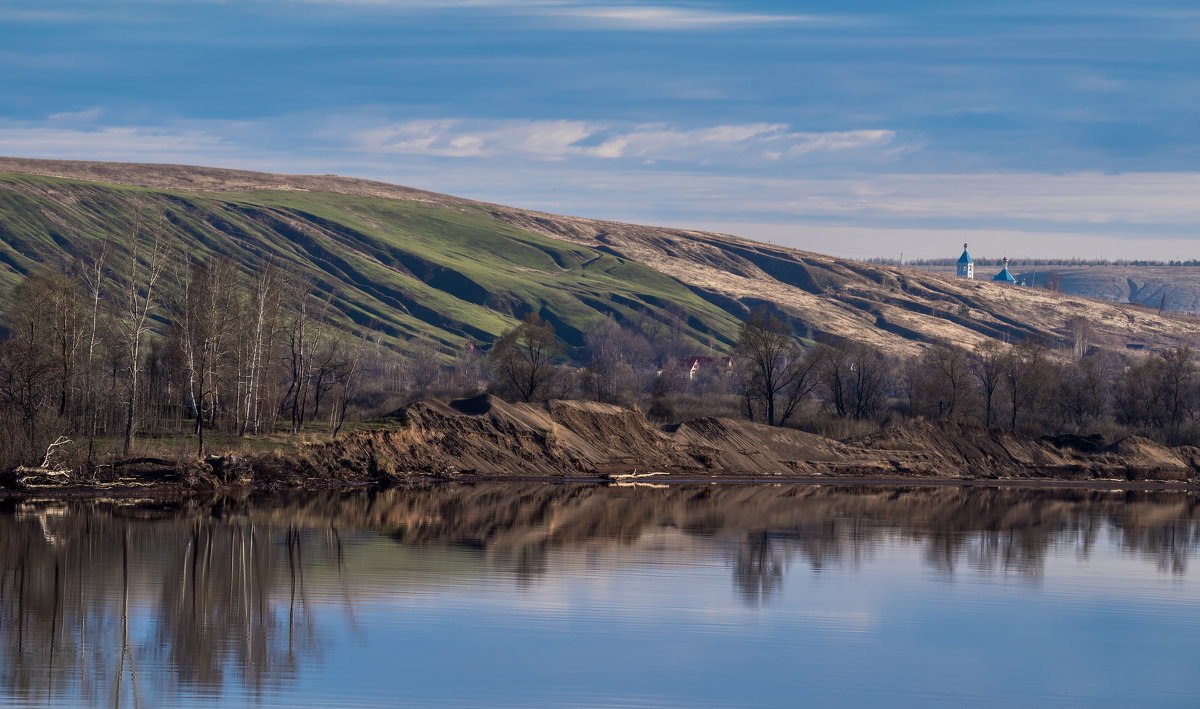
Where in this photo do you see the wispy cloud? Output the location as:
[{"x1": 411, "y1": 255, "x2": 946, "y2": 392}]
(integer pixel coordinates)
[
  {"x1": 233, "y1": 0, "x2": 819, "y2": 30},
  {"x1": 0, "y1": 9, "x2": 91, "y2": 22},
  {"x1": 532, "y1": 5, "x2": 818, "y2": 30},
  {"x1": 362, "y1": 162, "x2": 1200, "y2": 233},
  {"x1": 0, "y1": 123, "x2": 235, "y2": 163},
  {"x1": 779, "y1": 172, "x2": 1200, "y2": 225},
  {"x1": 350, "y1": 119, "x2": 896, "y2": 164},
  {"x1": 352, "y1": 119, "x2": 599, "y2": 159},
  {"x1": 47, "y1": 107, "x2": 106, "y2": 123}
]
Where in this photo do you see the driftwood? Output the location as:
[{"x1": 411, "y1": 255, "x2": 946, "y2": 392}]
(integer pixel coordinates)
[
  {"x1": 13, "y1": 437, "x2": 76, "y2": 487},
  {"x1": 607, "y1": 471, "x2": 669, "y2": 481}
]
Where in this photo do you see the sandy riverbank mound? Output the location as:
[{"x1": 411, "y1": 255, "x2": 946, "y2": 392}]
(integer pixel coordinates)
[
  {"x1": 10, "y1": 395, "x2": 1196, "y2": 493},
  {"x1": 269, "y1": 395, "x2": 1200, "y2": 483}
]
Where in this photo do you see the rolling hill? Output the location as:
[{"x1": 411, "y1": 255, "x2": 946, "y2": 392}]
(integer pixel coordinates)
[{"x1": 0, "y1": 156, "x2": 1196, "y2": 358}]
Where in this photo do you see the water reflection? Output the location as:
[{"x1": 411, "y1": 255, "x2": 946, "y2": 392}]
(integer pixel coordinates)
[{"x1": 0, "y1": 483, "x2": 1197, "y2": 707}]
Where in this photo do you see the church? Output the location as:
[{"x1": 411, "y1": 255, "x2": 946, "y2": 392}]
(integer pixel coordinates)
[{"x1": 956, "y1": 244, "x2": 1018, "y2": 284}]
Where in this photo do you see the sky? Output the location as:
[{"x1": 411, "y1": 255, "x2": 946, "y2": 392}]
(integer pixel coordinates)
[{"x1": 1, "y1": 0, "x2": 1197, "y2": 260}]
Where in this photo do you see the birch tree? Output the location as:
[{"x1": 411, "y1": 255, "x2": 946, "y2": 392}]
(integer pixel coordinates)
[
  {"x1": 113, "y1": 212, "x2": 167, "y2": 455},
  {"x1": 169, "y1": 258, "x2": 238, "y2": 457}
]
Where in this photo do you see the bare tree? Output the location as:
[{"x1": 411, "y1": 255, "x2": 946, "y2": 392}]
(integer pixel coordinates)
[
  {"x1": 330, "y1": 338, "x2": 367, "y2": 437},
  {"x1": 310, "y1": 337, "x2": 345, "y2": 421},
  {"x1": 168, "y1": 259, "x2": 239, "y2": 457},
  {"x1": 113, "y1": 212, "x2": 167, "y2": 455},
  {"x1": 1114, "y1": 355, "x2": 1162, "y2": 429},
  {"x1": 1067, "y1": 316, "x2": 1092, "y2": 359},
  {"x1": 488, "y1": 313, "x2": 561, "y2": 403},
  {"x1": 1001, "y1": 339, "x2": 1051, "y2": 433},
  {"x1": 42, "y1": 269, "x2": 86, "y2": 419},
  {"x1": 77, "y1": 237, "x2": 112, "y2": 461},
  {"x1": 917, "y1": 345, "x2": 972, "y2": 421},
  {"x1": 279, "y1": 284, "x2": 334, "y2": 433},
  {"x1": 1116, "y1": 347, "x2": 1199, "y2": 436},
  {"x1": 444, "y1": 343, "x2": 488, "y2": 398},
  {"x1": 820, "y1": 342, "x2": 892, "y2": 420},
  {"x1": 649, "y1": 363, "x2": 687, "y2": 421},
  {"x1": 404, "y1": 338, "x2": 444, "y2": 401},
  {"x1": 0, "y1": 280, "x2": 58, "y2": 463},
  {"x1": 1058, "y1": 354, "x2": 1109, "y2": 428},
  {"x1": 970, "y1": 340, "x2": 1005, "y2": 428},
  {"x1": 580, "y1": 316, "x2": 653, "y2": 406},
  {"x1": 238, "y1": 260, "x2": 282, "y2": 436},
  {"x1": 734, "y1": 307, "x2": 820, "y2": 426},
  {"x1": 1159, "y1": 347, "x2": 1197, "y2": 429}
]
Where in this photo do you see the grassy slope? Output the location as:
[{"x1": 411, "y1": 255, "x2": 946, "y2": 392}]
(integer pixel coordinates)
[
  {"x1": 0, "y1": 172, "x2": 742, "y2": 353},
  {"x1": 3, "y1": 161, "x2": 1196, "y2": 359}
]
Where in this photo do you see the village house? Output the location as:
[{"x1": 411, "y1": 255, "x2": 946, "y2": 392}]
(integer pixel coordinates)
[{"x1": 676, "y1": 356, "x2": 735, "y2": 380}]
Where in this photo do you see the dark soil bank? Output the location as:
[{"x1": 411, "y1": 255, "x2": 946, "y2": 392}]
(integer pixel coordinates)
[{"x1": 9, "y1": 394, "x2": 1197, "y2": 495}]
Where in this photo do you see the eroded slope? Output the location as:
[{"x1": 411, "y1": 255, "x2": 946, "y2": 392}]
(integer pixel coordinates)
[{"x1": 0, "y1": 156, "x2": 1195, "y2": 356}]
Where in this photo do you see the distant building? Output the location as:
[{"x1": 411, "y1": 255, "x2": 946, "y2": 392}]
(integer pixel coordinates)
[
  {"x1": 993, "y1": 257, "x2": 1017, "y2": 284},
  {"x1": 956, "y1": 243, "x2": 974, "y2": 279},
  {"x1": 676, "y1": 356, "x2": 735, "y2": 380}
]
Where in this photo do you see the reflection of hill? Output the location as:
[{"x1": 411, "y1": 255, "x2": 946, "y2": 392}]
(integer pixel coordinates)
[
  {"x1": 258, "y1": 483, "x2": 1200, "y2": 573},
  {"x1": 0, "y1": 483, "x2": 1197, "y2": 704}
]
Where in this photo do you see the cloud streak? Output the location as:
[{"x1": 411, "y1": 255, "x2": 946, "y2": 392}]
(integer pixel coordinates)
[
  {"x1": 234, "y1": 0, "x2": 819, "y2": 30},
  {"x1": 530, "y1": 5, "x2": 818, "y2": 30},
  {"x1": 351, "y1": 119, "x2": 896, "y2": 164},
  {"x1": 0, "y1": 117, "x2": 249, "y2": 164},
  {"x1": 360, "y1": 163, "x2": 1200, "y2": 233}
]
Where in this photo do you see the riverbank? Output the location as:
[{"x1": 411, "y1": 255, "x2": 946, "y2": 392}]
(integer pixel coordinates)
[{"x1": 5, "y1": 394, "x2": 1200, "y2": 495}]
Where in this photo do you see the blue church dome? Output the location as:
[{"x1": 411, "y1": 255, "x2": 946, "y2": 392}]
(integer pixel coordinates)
[
  {"x1": 993, "y1": 258, "x2": 1016, "y2": 283},
  {"x1": 955, "y1": 243, "x2": 975, "y2": 279}
]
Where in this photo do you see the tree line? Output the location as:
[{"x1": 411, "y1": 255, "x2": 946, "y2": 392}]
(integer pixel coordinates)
[
  {"x1": 2, "y1": 228, "x2": 1199, "y2": 473},
  {"x1": 487, "y1": 307, "x2": 1200, "y2": 448},
  {"x1": 0, "y1": 222, "x2": 398, "y2": 471}
]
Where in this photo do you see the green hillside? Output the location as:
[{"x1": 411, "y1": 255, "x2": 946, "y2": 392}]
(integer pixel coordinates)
[
  {"x1": 3, "y1": 158, "x2": 1196, "y2": 361},
  {"x1": 0, "y1": 172, "x2": 742, "y2": 353}
]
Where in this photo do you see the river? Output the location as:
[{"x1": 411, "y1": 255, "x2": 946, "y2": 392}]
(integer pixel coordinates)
[{"x1": 1, "y1": 482, "x2": 1197, "y2": 707}]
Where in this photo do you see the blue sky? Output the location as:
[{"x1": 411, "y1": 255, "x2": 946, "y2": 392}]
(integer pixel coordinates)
[{"x1": 1, "y1": 0, "x2": 1197, "y2": 259}]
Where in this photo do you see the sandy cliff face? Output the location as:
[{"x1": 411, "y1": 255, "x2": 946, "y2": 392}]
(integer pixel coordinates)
[
  {"x1": 6, "y1": 395, "x2": 1198, "y2": 492},
  {"x1": 272, "y1": 395, "x2": 1200, "y2": 484}
]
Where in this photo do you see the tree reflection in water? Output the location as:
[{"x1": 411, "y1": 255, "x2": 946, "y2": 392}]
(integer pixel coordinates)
[
  {"x1": 0, "y1": 483, "x2": 1197, "y2": 704},
  {"x1": 733, "y1": 532, "x2": 785, "y2": 607},
  {"x1": 0, "y1": 504, "x2": 345, "y2": 707}
]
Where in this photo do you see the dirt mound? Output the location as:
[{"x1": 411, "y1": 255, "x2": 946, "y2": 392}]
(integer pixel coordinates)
[
  {"x1": 849, "y1": 421, "x2": 1078, "y2": 476},
  {"x1": 300, "y1": 395, "x2": 702, "y2": 478},
  {"x1": 1104, "y1": 436, "x2": 1189, "y2": 468},
  {"x1": 666, "y1": 417, "x2": 885, "y2": 476},
  {"x1": 243, "y1": 398, "x2": 1200, "y2": 485},
  {"x1": 544, "y1": 400, "x2": 697, "y2": 471},
  {"x1": 1100, "y1": 437, "x2": 1193, "y2": 481}
]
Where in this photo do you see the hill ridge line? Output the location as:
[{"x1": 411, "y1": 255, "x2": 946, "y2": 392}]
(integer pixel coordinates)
[{"x1": 0, "y1": 156, "x2": 1196, "y2": 358}]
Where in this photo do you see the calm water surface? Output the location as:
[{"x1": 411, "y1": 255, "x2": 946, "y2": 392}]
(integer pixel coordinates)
[{"x1": 1, "y1": 483, "x2": 1198, "y2": 708}]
